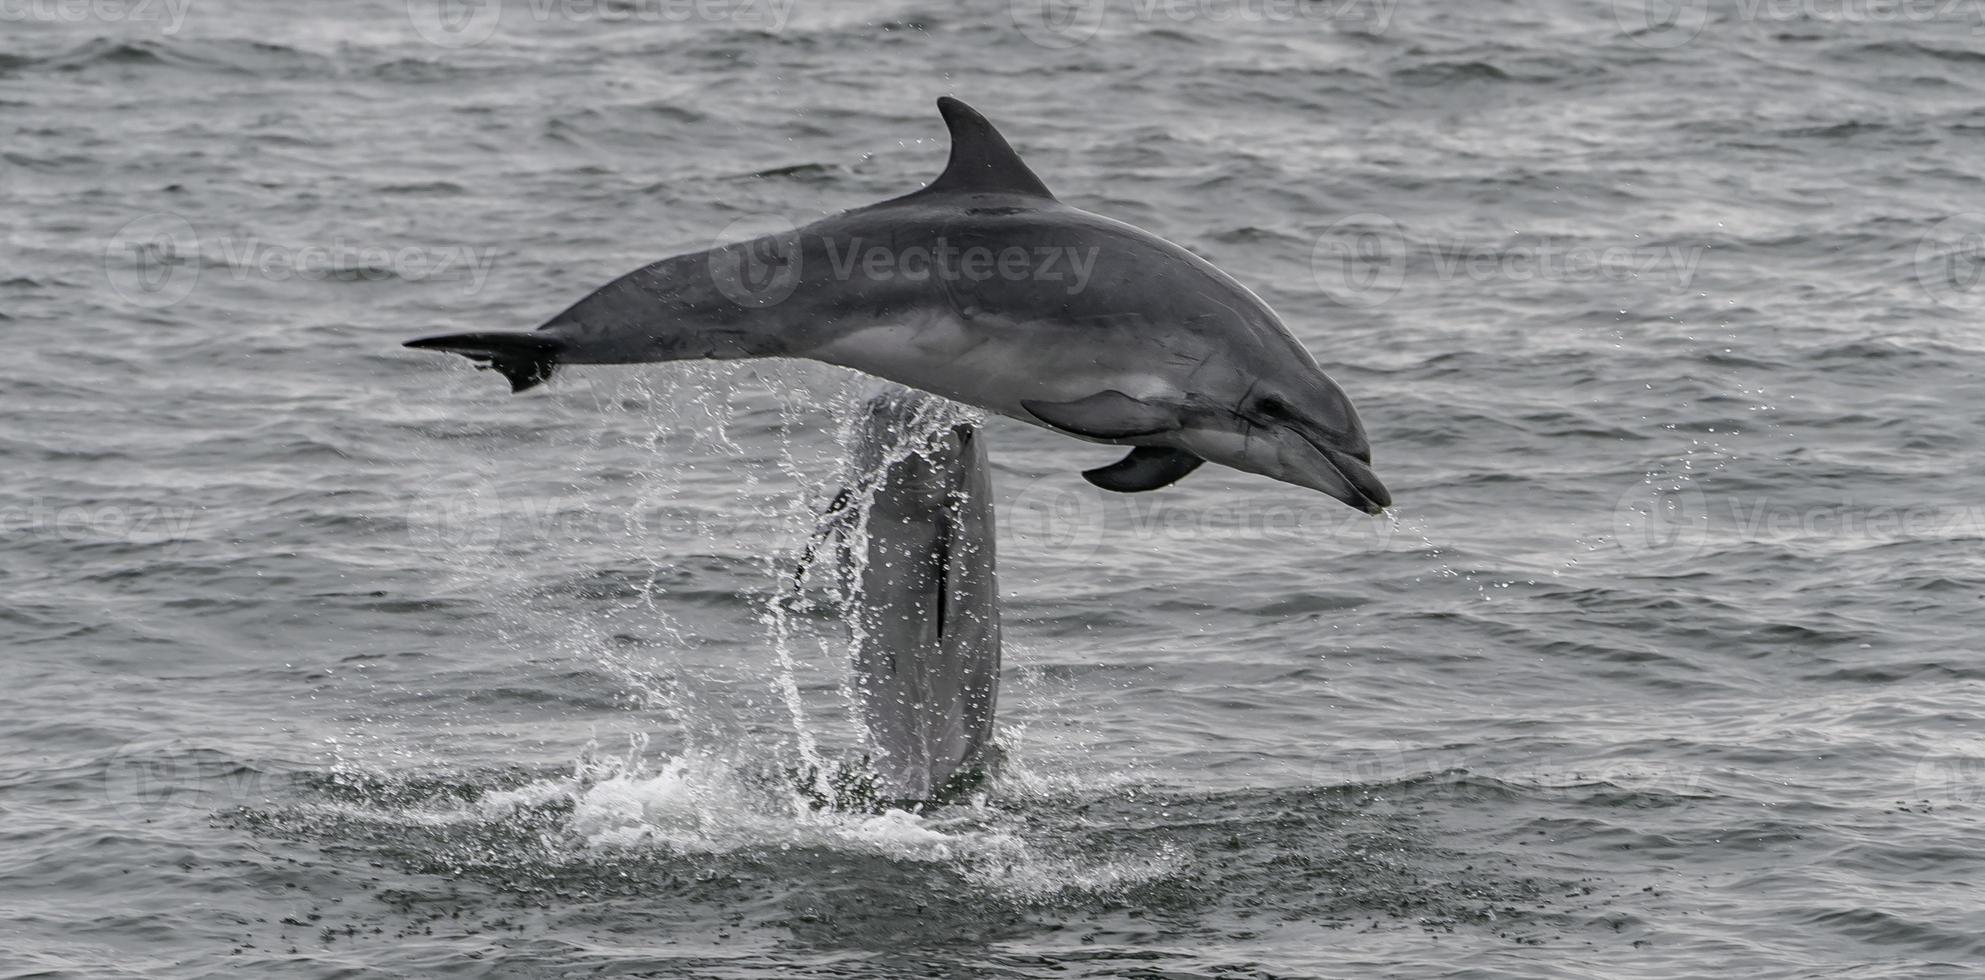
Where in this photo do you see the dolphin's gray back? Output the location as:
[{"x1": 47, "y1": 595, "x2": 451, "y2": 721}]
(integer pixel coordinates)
[
  {"x1": 840, "y1": 389, "x2": 1001, "y2": 801},
  {"x1": 530, "y1": 198, "x2": 1298, "y2": 365}
]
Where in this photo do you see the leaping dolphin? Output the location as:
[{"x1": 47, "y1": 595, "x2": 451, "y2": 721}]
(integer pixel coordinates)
[
  {"x1": 797, "y1": 388, "x2": 1002, "y2": 803},
  {"x1": 407, "y1": 97, "x2": 1391, "y2": 513}
]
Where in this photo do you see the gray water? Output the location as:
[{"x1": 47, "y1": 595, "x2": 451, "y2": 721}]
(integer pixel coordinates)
[{"x1": 6, "y1": 1, "x2": 1985, "y2": 977}]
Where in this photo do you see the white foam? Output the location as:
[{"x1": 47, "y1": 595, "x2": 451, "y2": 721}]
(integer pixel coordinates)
[
  {"x1": 304, "y1": 747, "x2": 1188, "y2": 901},
  {"x1": 551, "y1": 752, "x2": 1188, "y2": 899},
  {"x1": 560, "y1": 752, "x2": 1007, "y2": 860}
]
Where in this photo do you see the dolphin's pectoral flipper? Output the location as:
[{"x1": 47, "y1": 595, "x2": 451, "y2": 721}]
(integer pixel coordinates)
[
  {"x1": 404, "y1": 332, "x2": 565, "y2": 393},
  {"x1": 1021, "y1": 390, "x2": 1180, "y2": 440},
  {"x1": 790, "y1": 486, "x2": 858, "y2": 590},
  {"x1": 1083, "y1": 447, "x2": 1205, "y2": 493}
]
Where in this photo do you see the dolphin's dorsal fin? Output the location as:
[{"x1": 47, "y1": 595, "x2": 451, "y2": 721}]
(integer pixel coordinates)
[{"x1": 917, "y1": 97, "x2": 1055, "y2": 200}]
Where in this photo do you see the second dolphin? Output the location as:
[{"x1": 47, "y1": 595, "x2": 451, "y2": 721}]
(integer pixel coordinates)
[{"x1": 800, "y1": 389, "x2": 1002, "y2": 803}]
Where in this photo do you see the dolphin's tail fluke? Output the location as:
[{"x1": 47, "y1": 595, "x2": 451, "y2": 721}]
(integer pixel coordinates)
[{"x1": 404, "y1": 332, "x2": 565, "y2": 393}]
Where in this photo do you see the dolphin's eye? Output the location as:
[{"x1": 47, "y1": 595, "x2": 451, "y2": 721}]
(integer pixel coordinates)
[{"x1": 1256, "y1": 396, "x2": 1287, "y2": 419}]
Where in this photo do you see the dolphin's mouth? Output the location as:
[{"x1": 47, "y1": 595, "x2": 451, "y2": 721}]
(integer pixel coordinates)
[{"x1": 1313, "y1": 443, "x2": 1391, "y2": 515}]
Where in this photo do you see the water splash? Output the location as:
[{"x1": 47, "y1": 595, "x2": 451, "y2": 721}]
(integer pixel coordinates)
[{"x1": 290, "y1": 739, "x2": 1187, "y2": 904}]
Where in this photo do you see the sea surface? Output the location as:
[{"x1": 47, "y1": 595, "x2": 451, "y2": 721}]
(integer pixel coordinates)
[{"x1": 5, "y1": 1, "x2": 1985, "y2": 977}]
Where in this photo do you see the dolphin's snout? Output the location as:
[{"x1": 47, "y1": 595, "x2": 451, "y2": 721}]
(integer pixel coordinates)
[
  {"x1": 1302, "y1": 382, "x2": 1385, "y2": 512},
  {"x1": 1234, "y1": 420, "x2": 1391, "y2": 514},
  {"x1": 1319, "y1": 445, "x2": 1390, "y2": 515},
  {"x1": 1281, "y1": 408, "x2": 1388, "y2": 513}
]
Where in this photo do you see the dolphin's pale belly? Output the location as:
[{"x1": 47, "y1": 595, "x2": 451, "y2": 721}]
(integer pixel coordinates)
[{"x1": 813, "y1": 309, "x2": 1173, "y2": 439}]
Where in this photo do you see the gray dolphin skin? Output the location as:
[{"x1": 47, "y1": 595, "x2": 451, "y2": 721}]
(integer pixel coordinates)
[
  {"x1": 802, "y1": 389, "x2": 1002, "y2": 802},
  {"x1": 406, "y1": 97, "x2": 1390, "y2": 513}
]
